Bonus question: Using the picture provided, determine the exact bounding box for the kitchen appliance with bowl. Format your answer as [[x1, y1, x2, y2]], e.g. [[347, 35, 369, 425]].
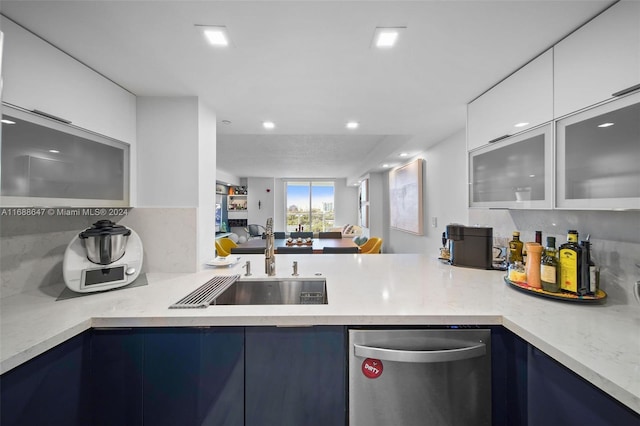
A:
[[63, 220, 143, 293]]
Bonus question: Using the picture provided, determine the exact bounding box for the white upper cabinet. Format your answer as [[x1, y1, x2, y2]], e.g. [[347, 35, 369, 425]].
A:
[[1, 17, 136, 144], [556, 91, 640, 210], [469, 124, 553, 209], [467, 49, 553, 151], [554, 1, 640, 119]]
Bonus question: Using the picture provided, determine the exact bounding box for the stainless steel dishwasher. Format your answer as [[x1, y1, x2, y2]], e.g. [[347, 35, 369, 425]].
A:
[[349, 329, 491, 426]]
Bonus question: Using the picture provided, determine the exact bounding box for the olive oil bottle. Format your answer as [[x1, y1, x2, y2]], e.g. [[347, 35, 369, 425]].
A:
[[559, 230, 586, 295], [540, 237, 559, 292], [508, 231, 524, 266]]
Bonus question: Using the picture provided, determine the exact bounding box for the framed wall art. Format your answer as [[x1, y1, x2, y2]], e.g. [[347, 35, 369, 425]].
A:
[[358, 178, 369, 228], [389, 158, 424, 235]]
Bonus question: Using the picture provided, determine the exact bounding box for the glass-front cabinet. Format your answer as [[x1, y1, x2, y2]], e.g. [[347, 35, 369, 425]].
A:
[[1, 104, 130, 207], [469, 124, 553, 209], [556, 91, 640, 210]]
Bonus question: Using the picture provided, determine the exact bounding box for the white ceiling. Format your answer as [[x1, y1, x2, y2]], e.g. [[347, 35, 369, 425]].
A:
[[0, 0, 614, 184]]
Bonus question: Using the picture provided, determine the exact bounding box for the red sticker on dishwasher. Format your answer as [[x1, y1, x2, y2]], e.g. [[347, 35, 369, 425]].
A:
[[362, 358, 383, 379]]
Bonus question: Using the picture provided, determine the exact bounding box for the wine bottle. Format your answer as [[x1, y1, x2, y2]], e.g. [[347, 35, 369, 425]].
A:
[[580, 240, 599, 294]]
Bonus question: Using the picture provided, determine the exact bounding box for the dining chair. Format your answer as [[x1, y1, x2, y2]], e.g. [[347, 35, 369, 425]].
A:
[[277, 246, 313, 254], [231, 247, 266, 254], [215, 240, 230, 257], [323, 246, 359, 253], [290, 232, 313, 239], [319, 231, 342, 239], [218, 237, 238, 255], [360, 237, 383, 254]]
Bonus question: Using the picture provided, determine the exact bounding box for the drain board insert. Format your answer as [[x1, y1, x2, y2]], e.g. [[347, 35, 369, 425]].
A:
[[169, 274, 240, 309]]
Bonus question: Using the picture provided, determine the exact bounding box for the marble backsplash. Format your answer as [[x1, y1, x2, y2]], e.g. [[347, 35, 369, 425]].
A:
[[0, 208, 198, 298], [469, 209, 640, 306]]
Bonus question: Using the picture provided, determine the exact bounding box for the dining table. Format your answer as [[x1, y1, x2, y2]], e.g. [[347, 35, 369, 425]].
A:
[[239, 237, 359, 254]]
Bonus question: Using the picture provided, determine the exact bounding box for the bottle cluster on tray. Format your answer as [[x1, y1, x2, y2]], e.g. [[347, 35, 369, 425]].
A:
[[507, 229, 599, 295]]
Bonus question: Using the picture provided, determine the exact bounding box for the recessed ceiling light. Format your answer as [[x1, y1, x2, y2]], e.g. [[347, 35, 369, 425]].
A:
[[346, 121, 359, 129], [221, 119, 231, 125], [382, 164, 390, 168], [399, 152, 408, 157], [373, 27, 405, 48], [1, 119, 15, 125], [196, 25, 230, 46], [49, 149, 60, 154], [514, 122, 529, 128], [263, 121, 275, 130], [598, 122, 615, 128]]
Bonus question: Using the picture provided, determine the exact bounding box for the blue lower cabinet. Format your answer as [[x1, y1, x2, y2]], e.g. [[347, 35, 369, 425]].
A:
[[245, 326, 346, 426], [90, 328, 144, 425], [0, 332, 91, 426], [142, 327, 245, 426], [491, 326, 528, 426], [527, 346, 640, 426]]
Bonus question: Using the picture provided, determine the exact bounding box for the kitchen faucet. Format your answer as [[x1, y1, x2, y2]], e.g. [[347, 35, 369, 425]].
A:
[[265, 218, 276, 276]]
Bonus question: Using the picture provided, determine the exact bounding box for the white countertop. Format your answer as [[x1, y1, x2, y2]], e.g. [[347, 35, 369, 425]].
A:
[[1, 254, 639, 414]]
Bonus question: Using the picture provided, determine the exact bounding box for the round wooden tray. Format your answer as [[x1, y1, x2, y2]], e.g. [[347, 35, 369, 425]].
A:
[[504, 276, 606, 303], [286, 241, 312, 246]]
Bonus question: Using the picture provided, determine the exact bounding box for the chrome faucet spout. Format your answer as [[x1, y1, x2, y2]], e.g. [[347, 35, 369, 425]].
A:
[[265, 218, 276, 276]]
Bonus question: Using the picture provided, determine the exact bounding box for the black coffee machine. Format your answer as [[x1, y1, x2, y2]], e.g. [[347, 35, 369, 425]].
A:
[[445, 224, 493, 270]]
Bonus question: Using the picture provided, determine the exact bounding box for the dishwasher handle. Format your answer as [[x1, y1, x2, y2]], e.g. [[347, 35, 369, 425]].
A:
[[354, 341, 486, 363]]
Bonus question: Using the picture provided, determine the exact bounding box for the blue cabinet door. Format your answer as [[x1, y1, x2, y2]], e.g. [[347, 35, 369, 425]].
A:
[[90, 328, 144, 425], [245, 326, 346, 426], [142, 327, 244, 426], [491, 326, 528, 426], [528, 346, 640, 426], [0, 332, 91, 426]]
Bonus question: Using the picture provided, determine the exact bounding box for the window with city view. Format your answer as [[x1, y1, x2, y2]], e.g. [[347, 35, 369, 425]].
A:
[[285, 181, 335, 233]]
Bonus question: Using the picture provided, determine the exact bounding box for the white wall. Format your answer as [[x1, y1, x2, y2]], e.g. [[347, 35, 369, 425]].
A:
[[367, 173, 385, 241], [136, 96, 217, 268], [383, 130, 468, 254], [197, 100, 217, 265], [248, 177, 276, 228], [136, 97, 199, 207], [274, 178, 286, 230], [334, 178, 358, 227]]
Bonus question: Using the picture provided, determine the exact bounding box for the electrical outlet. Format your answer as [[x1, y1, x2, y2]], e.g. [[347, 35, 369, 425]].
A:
[[431, 217, 437, 228]]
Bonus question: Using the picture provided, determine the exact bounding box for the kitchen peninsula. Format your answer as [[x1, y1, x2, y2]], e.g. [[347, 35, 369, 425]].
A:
[[1, 254, 639, 425]]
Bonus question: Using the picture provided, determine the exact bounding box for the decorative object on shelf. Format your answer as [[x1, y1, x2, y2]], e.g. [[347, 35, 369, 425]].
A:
[[389, 158, 424, 235]]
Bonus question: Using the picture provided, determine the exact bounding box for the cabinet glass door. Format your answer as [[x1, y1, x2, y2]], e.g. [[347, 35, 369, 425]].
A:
[[556, 91, 640, 210], [1, 104, 130, 207], [469, 124, 552, 209]]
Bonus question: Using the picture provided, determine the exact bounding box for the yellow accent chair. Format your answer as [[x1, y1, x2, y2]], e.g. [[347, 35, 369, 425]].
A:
[[216, 238, 238, 257], [359, 237, 382, 254]]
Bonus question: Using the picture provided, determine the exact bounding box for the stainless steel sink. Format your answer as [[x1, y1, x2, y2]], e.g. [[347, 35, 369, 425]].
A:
[[212, 278, 327, 305]]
